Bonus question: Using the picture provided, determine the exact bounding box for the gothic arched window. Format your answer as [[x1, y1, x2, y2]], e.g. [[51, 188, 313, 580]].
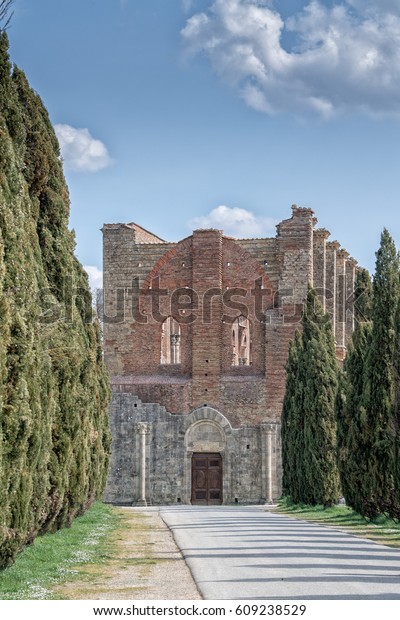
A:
[[161, 317, 181, 364], [231, 316, 251, 366]]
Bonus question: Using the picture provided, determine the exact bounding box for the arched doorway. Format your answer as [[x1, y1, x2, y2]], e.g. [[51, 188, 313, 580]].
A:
[[185, 416, 227, 505], [191, 453, 223, 505]]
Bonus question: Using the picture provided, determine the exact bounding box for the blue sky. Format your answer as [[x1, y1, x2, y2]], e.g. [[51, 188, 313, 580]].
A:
[[6, 0, 400, 287]]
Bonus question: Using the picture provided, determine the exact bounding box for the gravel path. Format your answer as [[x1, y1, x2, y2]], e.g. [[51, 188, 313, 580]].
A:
[[56, 507, 201, 600]]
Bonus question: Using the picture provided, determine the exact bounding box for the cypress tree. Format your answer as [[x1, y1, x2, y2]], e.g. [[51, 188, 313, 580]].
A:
[[361, 229, 399, 518], [393, 289, 400, 519], [301, 288, 340, 505], [281, 330, 302, 500], [336, 321, 372, 512], [0, 33, 111, 567], [354, 268, 373, 323], [282, 287, 340, 506]]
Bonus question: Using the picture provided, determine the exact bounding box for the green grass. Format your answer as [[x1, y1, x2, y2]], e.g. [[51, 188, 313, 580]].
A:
[[0, 502, 122, 600], [276, 497, 400, 548]]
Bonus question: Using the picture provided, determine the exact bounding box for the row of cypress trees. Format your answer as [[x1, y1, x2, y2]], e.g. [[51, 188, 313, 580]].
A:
[[337, 229, 400, 519], [282, 229, 400, 519], [0, 30, 111, 568]]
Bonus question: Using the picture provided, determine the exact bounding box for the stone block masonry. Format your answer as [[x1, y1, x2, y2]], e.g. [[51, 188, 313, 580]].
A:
[[103, 206, 358, 505], [104, 394, 280, 505]]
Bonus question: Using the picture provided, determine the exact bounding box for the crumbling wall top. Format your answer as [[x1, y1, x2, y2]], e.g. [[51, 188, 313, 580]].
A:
[[102, 222, 166, 244], [326, 240, 341, 251], [291, 204, 314, 218], [314, 228, 331, 240]]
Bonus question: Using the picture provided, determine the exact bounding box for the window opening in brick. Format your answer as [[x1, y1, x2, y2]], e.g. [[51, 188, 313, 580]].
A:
[[161, 316, 181, 364], [231, 316, 251, 366]]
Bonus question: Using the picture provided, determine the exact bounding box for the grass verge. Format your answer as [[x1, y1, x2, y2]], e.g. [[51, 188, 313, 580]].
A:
[[0, 502, 122, 600], [54, 508, 156, 600], [276, 497, 400, 548]]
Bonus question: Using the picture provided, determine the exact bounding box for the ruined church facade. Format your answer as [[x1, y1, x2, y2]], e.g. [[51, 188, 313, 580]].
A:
[[103, 205, 357, 506]]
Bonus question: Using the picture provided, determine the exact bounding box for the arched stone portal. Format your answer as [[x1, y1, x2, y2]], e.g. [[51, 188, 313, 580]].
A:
[[184, 408, 232, 504]]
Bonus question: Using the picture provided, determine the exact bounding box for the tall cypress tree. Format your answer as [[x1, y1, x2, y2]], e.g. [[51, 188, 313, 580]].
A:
[[0, 33, 111, 567], [391, 272, 400, 520], [301, 288, 340, 505], [361, 229, 399, 518], [336, 321, 372, 512], [282, 287, 340, 506], [281, 330, 302, 500]]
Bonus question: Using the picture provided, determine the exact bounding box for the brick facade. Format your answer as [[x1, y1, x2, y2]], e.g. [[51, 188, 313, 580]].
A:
[[103, 206, 358, 505]]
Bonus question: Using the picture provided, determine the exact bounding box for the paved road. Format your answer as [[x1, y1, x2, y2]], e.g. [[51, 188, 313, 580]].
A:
[[160, 506, 400, 600]]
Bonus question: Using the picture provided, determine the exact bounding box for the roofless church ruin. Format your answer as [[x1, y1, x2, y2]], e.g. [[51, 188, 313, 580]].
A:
[[103, 205, 357, 505]]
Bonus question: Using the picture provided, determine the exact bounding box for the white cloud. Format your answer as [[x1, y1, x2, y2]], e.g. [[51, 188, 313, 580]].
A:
[[181, 0, 400, 117], [189, 205, 277, 237], [84, 265, 103, 291], [54, 124, 113, 172]]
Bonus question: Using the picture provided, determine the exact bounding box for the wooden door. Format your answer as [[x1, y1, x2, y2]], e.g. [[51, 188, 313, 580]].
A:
[[191, 453, 222, 505]]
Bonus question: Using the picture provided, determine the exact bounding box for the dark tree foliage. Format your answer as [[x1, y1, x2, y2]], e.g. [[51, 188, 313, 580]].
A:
[[393, 288, 400, 518], [361, 229, 399, 519], [281, 330, 302, 499], [0, 33, 111, 568], [282, 287, 340, 506], [336, 322, 372, 512], [354, 268, 373, 323]]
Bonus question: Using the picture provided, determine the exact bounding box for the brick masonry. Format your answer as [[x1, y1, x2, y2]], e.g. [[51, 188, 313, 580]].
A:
[[103, 206, 358, 505]]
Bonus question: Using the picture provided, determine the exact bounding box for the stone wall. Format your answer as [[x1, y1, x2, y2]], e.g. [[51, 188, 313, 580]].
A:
[[104, 393, 280, 505]]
